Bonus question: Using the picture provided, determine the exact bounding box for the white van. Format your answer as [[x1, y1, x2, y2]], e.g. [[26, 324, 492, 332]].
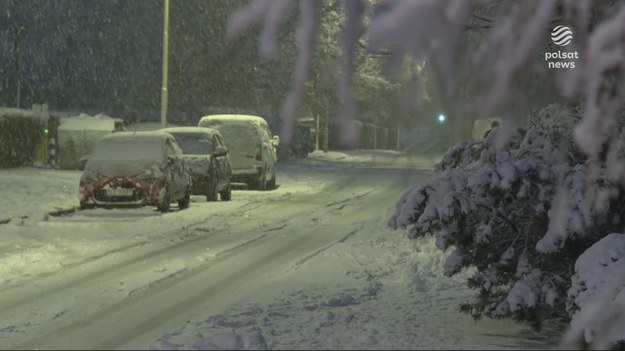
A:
[[198, 114, 279, 190]]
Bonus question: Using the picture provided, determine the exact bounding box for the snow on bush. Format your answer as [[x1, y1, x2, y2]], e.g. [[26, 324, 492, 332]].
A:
[[227, 0, 625, 345], [389, 104, 625, 331], [0, 111, 46, 168], [563, 233, 625, 350]]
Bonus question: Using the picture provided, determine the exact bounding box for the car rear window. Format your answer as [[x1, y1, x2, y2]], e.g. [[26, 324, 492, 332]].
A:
[[90, 137, 165, 162], [169, 133, 213, 155], [202, 121, 263, 151]]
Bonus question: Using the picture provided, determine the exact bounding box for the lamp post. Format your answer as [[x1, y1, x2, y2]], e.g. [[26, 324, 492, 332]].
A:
[[160, 0, 170, 128]]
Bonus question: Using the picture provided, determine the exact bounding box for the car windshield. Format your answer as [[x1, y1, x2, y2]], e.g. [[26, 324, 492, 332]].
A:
[[169, 133, 213, 155]]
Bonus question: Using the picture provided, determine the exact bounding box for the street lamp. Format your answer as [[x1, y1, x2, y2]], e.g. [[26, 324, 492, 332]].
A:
[[437, 113, 446, 123], [160, 0, 170, 128]]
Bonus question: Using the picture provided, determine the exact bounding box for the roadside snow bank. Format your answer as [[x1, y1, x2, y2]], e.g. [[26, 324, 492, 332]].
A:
[[0, 168, 81, 223], [305, 150, 439, 170]]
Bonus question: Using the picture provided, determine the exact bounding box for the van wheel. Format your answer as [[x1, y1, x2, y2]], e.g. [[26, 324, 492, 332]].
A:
[[178, 189, 190, 209], [255, 167, 268, 191], [268, 173, 276, 190], [220, 182, 232, 201]]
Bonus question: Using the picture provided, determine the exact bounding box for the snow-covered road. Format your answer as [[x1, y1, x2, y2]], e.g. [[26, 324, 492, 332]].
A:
[[0, 152, 562, 349]]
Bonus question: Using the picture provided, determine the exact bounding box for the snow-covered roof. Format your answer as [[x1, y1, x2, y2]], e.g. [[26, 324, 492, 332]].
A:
[[125, 121, 181, 131], [160, 126, 219, 136], [198, 114, 268, 127], [58, 113, 119, 131], [0, 107, 37, 117], [0, 106, 47, 120], [100, 130, 174, 142]]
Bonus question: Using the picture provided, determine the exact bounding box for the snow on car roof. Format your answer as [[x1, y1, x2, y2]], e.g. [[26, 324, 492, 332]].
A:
[[160, 126, 219, 135], [100, 130, 175, 142], [125, 121, 181, 131], [199, 114, 268, 126], [89, 131, 174, 164]]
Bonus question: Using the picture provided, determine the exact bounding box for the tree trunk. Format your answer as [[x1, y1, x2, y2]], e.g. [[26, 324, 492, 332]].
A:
[[323, 113, 329, 153]]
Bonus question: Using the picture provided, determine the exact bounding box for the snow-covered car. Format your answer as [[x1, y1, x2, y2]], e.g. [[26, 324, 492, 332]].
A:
[[78, 131, 191, 212], [197, 114, 279, 190], [265, 115, 315, 159], [160, 127, 232, 201]]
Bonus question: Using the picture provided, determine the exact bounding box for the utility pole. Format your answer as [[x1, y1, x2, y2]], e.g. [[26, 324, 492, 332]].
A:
[[373, 124, 377, 150], [12, 16, 22, 109], [160, 0, 170, 128], [323, 114, 329, 153], [315, 114, 320, 151], [396, 121, 400, 151]]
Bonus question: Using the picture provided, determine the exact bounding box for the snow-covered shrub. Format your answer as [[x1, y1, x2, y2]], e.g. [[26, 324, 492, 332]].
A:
[[563, 233, 625, 350], [389, 104, 625, 330], [0, 112, 46, 168]]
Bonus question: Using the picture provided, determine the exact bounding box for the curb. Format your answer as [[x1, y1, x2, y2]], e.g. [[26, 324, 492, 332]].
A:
[[47, 207, 79, 218], [0, 207, 78, 225]]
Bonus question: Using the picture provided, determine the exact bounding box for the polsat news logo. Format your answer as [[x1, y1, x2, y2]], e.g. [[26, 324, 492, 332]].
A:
[[545, 25, 579, 69]]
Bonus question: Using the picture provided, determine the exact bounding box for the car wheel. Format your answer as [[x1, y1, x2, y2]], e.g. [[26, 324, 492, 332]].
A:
[[178, 189, 190, 209], [206, 181, 218, 202], [268, 172, 276, 190], [158, 186, 171, 213], [80, 201, 94, 210], [256, 167, 268, 191], [220, 182, 232, 201]]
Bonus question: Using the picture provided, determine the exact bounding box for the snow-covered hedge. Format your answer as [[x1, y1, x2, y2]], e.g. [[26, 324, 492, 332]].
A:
[[389, 105, 625, 339], [0, 113, 46, 168]]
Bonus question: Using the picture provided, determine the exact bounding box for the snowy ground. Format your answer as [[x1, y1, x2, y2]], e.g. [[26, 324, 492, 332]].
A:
[[0, 150, 563, 350], [303, 150, 442, 169]]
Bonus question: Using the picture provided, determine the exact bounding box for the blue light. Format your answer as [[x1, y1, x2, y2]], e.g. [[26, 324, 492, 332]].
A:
[[437, 114, 446, 123]]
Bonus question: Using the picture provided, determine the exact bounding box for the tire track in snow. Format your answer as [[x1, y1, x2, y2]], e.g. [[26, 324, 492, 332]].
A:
[[28, 175, 406, 350], [0, 171, 356, 295], [0, 172, 370, 349]]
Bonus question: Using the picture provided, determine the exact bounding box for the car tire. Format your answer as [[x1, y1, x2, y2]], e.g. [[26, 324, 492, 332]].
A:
[[246, 177, 255, 190], [206, 181, 218, 202], [178, 189, 190, 209], [220, 182, 232, 201], [158, 186, 171, 213], [256, 167, 268, 191], [268, 172, 276, 190], [80, 201, 94, 210]]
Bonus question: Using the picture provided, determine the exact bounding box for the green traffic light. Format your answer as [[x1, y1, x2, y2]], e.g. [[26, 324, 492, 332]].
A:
[[44, 128, 49, 135]]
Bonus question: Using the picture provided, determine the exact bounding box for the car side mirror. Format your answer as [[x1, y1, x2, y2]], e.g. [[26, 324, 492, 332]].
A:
[[272, 135, 280, 146], [213, 146, 228, 157]]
